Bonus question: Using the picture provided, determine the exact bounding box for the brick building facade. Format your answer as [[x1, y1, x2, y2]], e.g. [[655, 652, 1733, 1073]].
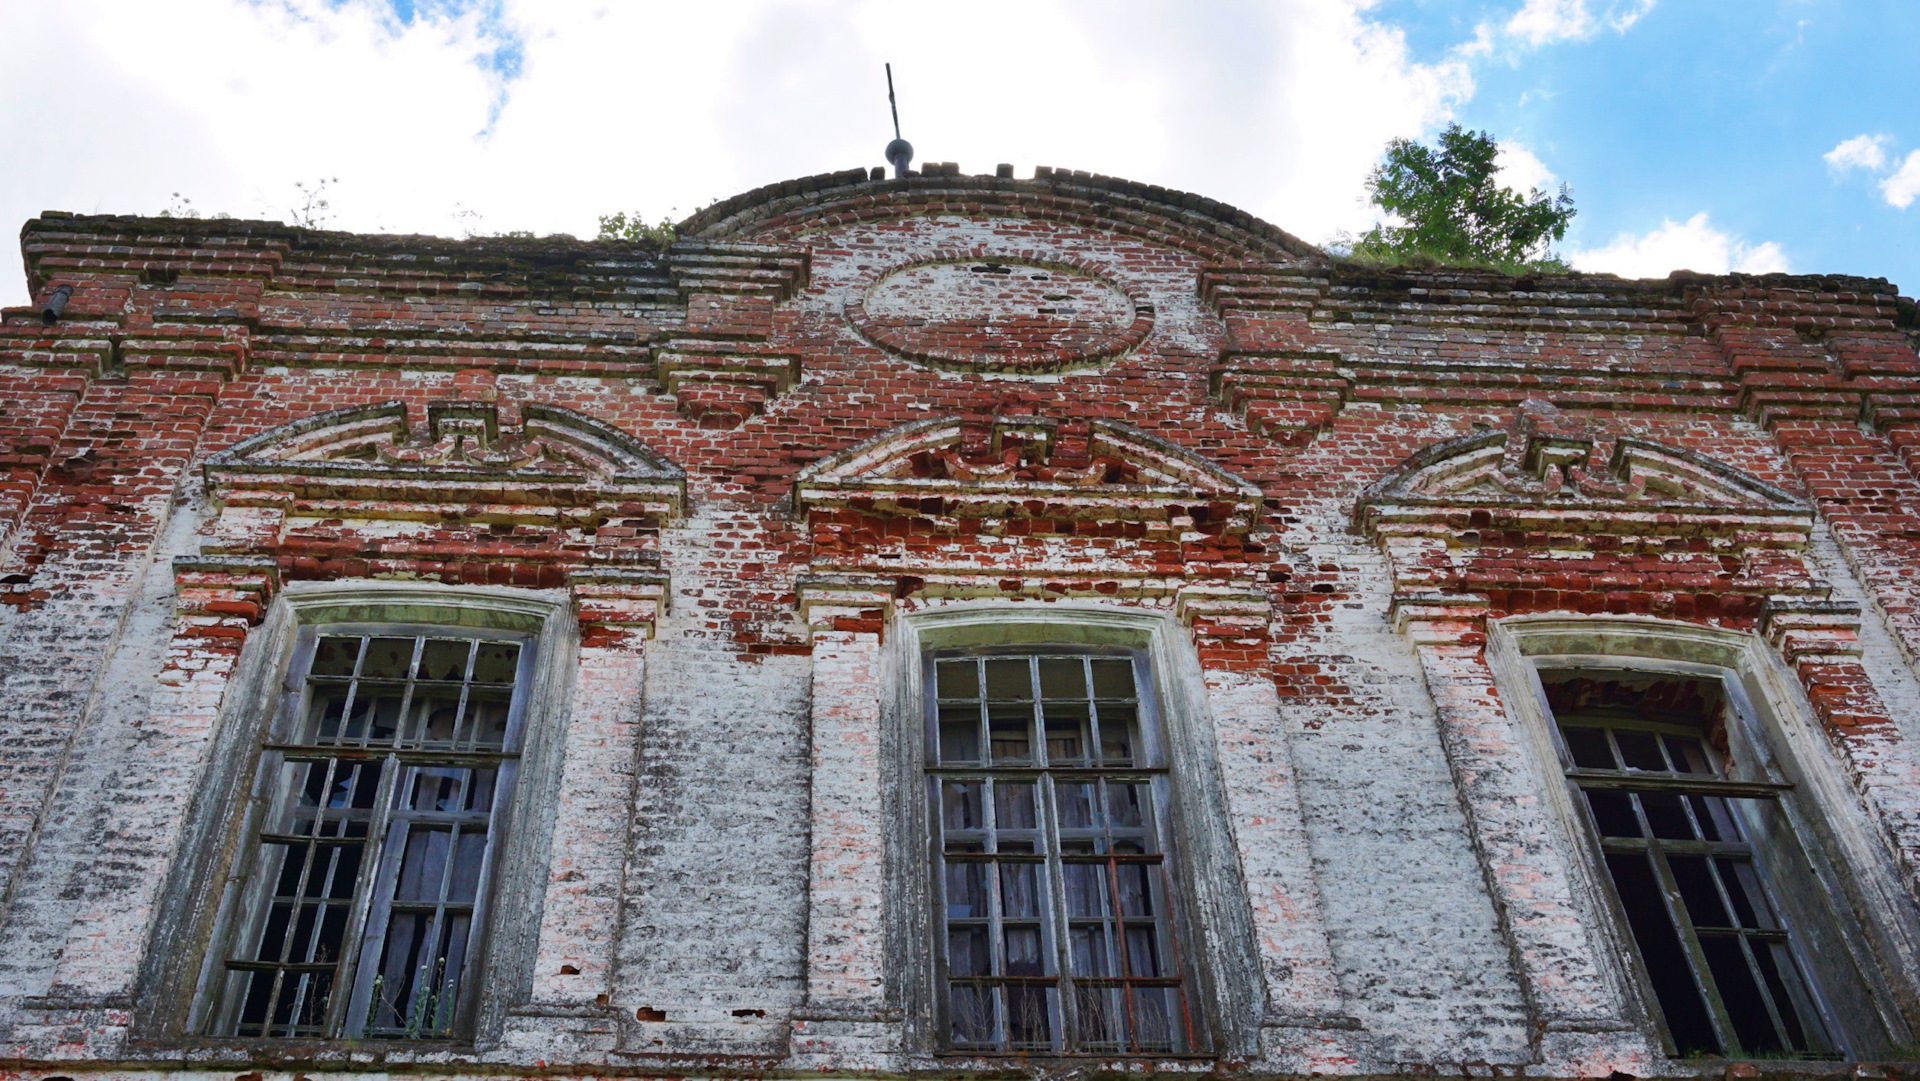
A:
[[1, 165, 1919, 1078]]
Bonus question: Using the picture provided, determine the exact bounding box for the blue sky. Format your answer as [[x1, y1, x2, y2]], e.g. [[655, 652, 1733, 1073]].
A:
[[1378, 0, 1919, 286], [1, 0, 1914, 306]]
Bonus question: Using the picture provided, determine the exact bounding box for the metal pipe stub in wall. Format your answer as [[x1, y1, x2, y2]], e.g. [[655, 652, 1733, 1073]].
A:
[[41, 284, 72, 325]]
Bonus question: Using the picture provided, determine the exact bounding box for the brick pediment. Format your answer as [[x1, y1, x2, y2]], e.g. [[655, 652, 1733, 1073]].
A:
[[1357, 430, 1809, 536], [795, 415, 1262, 532], [1355, 427, 1821, 624], [206, 400, 684, 515]]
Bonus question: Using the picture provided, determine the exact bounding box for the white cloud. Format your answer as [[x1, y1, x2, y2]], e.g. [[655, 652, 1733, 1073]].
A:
[[1506, 0, 1594, 44], [1606, 0, 1657, 32], [1495, 142, 1558, 194], [1455, 22, 1497, 58], [1825, 134, 1891, 174], [0, 0, 1474, 306], [1880, 150, 1920, 209], [1497, 0, 1654, 47], [1569, 213, 1789, 278]]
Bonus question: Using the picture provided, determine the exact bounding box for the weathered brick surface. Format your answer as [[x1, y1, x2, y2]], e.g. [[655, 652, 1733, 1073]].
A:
[[0, 170, 1918, 1078]]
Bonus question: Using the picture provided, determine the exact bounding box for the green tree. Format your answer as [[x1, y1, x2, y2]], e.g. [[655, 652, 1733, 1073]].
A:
[[596, 211, 677, 246], [1349, 123, 1575, 271]]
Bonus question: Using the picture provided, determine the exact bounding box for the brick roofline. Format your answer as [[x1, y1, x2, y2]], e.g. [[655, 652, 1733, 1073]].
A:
[[20, 211, 668, 255], [676, 165, 1326, 262], [1322, 261, 1907, 298], [15, 192, 1912, 301]]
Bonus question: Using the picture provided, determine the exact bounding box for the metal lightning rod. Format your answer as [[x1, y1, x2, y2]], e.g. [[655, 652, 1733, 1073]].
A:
[[887, 63, 902, 140], [884, 63, 913, 178]]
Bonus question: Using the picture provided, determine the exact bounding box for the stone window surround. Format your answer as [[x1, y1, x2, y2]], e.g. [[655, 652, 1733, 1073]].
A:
[[135, 581, 580, 1050], [883, 601, 1266, 1061], [1483, 614, 1920, 1059]]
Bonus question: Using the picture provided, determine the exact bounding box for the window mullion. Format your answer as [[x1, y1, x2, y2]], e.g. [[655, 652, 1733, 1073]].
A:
[[983, 774, 1006, 1049], [261, 754, 331, 1032], [928, 768, 956, 1047], [448, 767, 504, 1035], [1085, 656, 1104, 773], [411, 798, 469, 1035], [1038, 770, 1072, 1053], [1027, 656, 1066, 1054], [1717, 848, 1830, 1054], [1100, 777, 1135, 1052], [394, 636, 425, 748], [283, 759, 350, 1036], [339, 754, 408, 1037], [454, 639, 478, 750], [1645, 838, 1742, 1054], [219, 747, 292, 1035], [1732, 932, 1796, 1050]]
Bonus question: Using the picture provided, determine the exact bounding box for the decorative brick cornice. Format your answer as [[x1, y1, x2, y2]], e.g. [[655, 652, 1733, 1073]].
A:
[[194, 402, 681, 588], [171, 553, 280, 625], [569, 568, 671, 643], [654, 344, 800, 426], [1199, 265, 1328, 316], [1759, 597, 1863, 662], [665, 241, 810, 301], [1360, 412, 1827, 627], [650, 242, 810, 426], [1388, 592, 1492, 636], [1173, 581, 1272, 631], [1210, 350, 1350, 444], [1356, 429, 1810, 537], [795, 573, 898, 638]]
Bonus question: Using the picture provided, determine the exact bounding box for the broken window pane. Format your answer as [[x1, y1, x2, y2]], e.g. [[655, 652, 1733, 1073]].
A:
[[937, 659, 980, 700], [213, 628, 527, 1041], [1544, 673, 1834, 1058]]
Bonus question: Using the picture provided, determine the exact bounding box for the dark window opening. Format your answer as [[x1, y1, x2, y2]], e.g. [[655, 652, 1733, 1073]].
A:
[[208, 628, 528, 1040], [1543, 673, 1836, 1059], [927, 651, 1197, 1055]]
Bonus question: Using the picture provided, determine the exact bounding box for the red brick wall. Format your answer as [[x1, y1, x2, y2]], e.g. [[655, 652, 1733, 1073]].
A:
[[0, 170, 1916, 1074]]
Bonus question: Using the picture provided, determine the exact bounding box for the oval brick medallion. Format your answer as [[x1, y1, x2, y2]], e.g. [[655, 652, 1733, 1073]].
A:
[[847, 256, 1153, 374]]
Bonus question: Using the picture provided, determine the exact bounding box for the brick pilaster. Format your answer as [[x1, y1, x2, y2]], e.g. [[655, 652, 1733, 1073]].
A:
[[31, 556, 277, 1013], [502, 571, 667, 1054], [1394, 598, 1654, 1068], [788, 574, 902, 1067]]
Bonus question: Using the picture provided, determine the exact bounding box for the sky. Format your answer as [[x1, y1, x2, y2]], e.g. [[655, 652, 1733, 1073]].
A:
[[1, 0, 1915, 308]]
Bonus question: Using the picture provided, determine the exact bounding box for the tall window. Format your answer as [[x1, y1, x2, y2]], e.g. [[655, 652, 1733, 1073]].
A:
[[206, 626, 530, 1040], [926, 649, 1195, 1055], [1544, 673, 1837, 1057]]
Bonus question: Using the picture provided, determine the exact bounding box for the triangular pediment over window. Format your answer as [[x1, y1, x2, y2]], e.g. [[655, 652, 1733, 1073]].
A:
[[795, 415, 1263, 533], [206, 400, 684, 515], [1356, 431, 1809, 535]]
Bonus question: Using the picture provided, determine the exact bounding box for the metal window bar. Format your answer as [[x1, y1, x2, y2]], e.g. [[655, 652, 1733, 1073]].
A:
[[928, 652, 1194, 1055], [213, 629, 527, 1040], [1555, 711, 1836, 1058]]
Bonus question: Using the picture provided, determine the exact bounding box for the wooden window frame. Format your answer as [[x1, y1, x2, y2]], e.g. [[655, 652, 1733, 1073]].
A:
[[1484, 615, 1920, 1061], [922, 645, 1205, 1057], [146, 583, 576, 1050], [203, 623, 536, 1041], [1544, 683, 1836, 1057]]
